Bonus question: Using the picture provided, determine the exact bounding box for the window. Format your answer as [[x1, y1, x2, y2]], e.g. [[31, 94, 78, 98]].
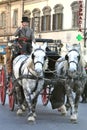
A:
[[32, 8, 40, 33], [13, 9, 18, 27], [71, 1, 79, 28], [0, 12, 6, 27], [41, 6, 51, 31], [53, 4, 63, 30]]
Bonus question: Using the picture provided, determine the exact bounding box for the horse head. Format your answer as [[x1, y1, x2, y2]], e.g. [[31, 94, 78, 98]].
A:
[[65, 43, 81, 77], [30, 42, 47, 76]]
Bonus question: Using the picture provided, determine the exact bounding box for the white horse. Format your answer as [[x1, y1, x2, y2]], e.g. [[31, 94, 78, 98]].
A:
[[55, 43, 86, 122], [13, 42, 47, 122]]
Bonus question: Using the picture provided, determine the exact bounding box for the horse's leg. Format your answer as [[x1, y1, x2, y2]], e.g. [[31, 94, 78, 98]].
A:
[[20, 86, 27, 111], [74, 82, 84, 114], [81, 83, 87, 103], [27, 80, 43, 121], [65, 83, 77, 122], [85, 84, 87, 102], [32, 97, 37, 118], [22, 87, 36, 122], [31, 80, 44, 101], [65, 96, 70, 110], [15, 85, 24, 115]]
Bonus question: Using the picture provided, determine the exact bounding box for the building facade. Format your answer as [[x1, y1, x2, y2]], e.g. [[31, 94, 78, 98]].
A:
[[0, 0, 87, 54]]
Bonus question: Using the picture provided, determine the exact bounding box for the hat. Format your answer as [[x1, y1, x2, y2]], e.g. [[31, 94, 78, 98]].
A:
[[21, 16, 29, 23]]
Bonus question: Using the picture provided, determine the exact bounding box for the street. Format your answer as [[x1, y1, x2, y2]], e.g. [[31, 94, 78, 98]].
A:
[[0, 95, 87, 130]]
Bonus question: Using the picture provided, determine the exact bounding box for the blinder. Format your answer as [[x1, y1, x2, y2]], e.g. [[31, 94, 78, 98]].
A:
[[78, 55, 80, 61], [44, 56, 47, 60], [65, 49, 80, 71], [31, 53, 47, 61], [32, 53, 35, 60], [31, 49, 46, 67], [65, 55, 68, 60]]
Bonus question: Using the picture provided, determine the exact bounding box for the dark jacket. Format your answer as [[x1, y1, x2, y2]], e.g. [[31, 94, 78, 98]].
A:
[[14, 26, 35, 43], [14, 26, 35, 54]]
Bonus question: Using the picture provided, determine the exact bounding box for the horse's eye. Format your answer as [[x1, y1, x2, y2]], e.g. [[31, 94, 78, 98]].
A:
[[32, 53, 35, 60], [65, 55, 68, 60]]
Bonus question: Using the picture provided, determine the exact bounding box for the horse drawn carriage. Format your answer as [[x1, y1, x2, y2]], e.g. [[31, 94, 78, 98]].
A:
[[0, 38, 86, 123], [0, 38, 63, 120]]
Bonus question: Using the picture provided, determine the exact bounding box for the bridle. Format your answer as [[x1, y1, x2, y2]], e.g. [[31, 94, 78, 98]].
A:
[[66, 49, 80, 70], [32, 47, 46, 67]]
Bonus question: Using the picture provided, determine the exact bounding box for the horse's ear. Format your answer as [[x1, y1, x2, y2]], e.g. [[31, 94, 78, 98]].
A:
[[42, 42, 47, 50], [65, 55, 68, 60], [66, 44, 73, 51], [32, 42, 39, 50], [78, 43, 81, 50], [66, 43, 70, 51], [32, 42, 36, 50]]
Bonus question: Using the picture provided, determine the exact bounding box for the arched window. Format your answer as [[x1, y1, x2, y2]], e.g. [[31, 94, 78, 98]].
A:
[[53, 4, 63, 30], [32, 8, 40, 32], [71, 1, 79, 28], [41, 6, 51, 31], [24, 10, 31, 27], [0, 12, 6, 27]]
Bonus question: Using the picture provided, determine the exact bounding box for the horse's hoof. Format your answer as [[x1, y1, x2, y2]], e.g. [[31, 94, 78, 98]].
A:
[[27, 116, 35, 122], [58, 105, 67, 115], [33, 112, 37, 118], [70, 114, 77, 123], [16, 109, 23, 115], [65, 103, 70, 111], [21, 104, 26, 111]]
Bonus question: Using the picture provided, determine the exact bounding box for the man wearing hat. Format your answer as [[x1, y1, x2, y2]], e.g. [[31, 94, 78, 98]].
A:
[[6, 16, 35, 77], [14, 16, 35, 41], [14, 16, 35, 54]]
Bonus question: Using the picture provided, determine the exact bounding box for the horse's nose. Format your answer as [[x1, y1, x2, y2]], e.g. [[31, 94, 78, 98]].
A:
[[35, 68, 42, 74], [69, 68, 76, 73], [35, 63, 43, 74], [69, 63, 77, 73]]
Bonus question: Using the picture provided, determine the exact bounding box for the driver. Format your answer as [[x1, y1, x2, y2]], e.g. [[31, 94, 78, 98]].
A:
[[6, 16, 35, 77]]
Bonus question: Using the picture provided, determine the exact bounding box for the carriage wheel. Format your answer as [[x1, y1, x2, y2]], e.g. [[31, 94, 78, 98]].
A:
[[8, 78, 14, 111], [0, 66, 6, 105], [41, 86, 49, 106]]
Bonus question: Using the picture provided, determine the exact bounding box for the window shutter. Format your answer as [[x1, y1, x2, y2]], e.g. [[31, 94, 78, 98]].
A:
[[28, 18, 31, 27], [52, 14, 56, 30], [38, 17, 40, 32], [31, 18, 34, 31], [41, 16, 44, 31], [58, 13, 63, 29], [48, 15, 51, 31]]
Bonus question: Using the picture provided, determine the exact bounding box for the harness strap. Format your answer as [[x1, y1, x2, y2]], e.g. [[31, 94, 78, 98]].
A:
[[19, 58, 28, 76], [68, 49, 80, 55]]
